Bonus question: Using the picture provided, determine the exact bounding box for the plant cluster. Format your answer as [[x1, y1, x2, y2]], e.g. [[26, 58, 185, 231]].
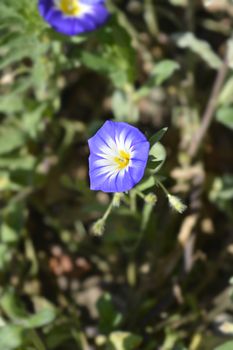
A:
[[0, 1, 233, 350]]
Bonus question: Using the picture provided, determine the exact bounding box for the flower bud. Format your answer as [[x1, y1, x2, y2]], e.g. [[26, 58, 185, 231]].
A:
[[144, 193, 157, 205], [167, 194, 187, 214], [91, 219, 105, 236]]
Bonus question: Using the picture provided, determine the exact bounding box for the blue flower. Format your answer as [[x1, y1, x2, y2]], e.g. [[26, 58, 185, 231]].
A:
[[38, 0, 109, 36], [88, 121, 150, 193]]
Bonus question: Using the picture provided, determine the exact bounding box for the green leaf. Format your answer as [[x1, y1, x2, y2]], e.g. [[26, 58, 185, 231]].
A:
[[0, 172, 19, 191], [135, 61, 179, 99], [21, 105, 46, 139], [0, 2, 24, 23], [151, 60, 180, 85], [210, 175, 233, 201], [215, 341, 233, 350], [107, 331, 142, 350], [0, 289, 27, 320], [112, 90, 139, 122], [3, 201, 26, 238], [0, 126, 26, 155], [23, 308, 56, 329], [227, 38, 233, 69], [0, 89, 26, 114], [216, 107, 233, 130], [0, 290, 56, 329], [97, 293, 123, 334], [46, 323, 75, 349], [176, 32, 222, 69], [149, 127, 168, 147], [81, 51, 126, 88], [1, 224, 18, 243], [81, 19, 136, 88], [218, 77, 233, 106], [169, 0, 187, 5], [209, 175, 233, 220], [0, 244, 13, 271], [0, 324, 24, 350], [148, 142, 167, 173], [0, 155, 36, 171], [0, 35, 44, 70]]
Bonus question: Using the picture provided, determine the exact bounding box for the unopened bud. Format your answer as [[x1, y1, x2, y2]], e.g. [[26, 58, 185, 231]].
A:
[[144, 193, 157, 205], [91, 219, 105, 236], [167, 194, 187, 214]]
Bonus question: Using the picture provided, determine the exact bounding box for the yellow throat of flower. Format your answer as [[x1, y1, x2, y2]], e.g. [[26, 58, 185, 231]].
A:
[[114, 150, 130, 170], [60, 0, 80, 16]]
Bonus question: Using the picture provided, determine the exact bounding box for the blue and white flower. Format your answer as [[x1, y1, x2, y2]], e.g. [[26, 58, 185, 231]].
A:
[[38, 0, 109, 36], [88, 121, 150, 193]]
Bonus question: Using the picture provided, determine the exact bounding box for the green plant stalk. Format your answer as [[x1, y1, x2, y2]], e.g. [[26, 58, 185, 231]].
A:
[[29, 330, 46, 350], [102, 194, 117, 222], [144, 0, 160, 37], [156, 179, 169, 196], [129, 190, 137, 214]]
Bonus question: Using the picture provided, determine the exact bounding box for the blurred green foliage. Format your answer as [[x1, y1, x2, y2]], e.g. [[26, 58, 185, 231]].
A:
[[0, 0, 233, 349]]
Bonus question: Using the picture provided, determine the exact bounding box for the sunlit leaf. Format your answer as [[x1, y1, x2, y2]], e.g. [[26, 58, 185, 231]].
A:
[[135, 61, 179, 99], [0, 325, 24, 350], [23, 308, 56, 329], [215, 341, 233, 350], [148, 142, 167, 173], [216, 107, 233, 130], [152, 60, 180, 85], [108, 331, 142, 350], [0, 126, 26, 155], [218, 77, 233, 106], [176, 32, 222, 69]]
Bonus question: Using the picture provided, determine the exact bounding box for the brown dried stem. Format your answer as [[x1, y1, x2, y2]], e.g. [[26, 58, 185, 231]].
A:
[[188, 53, 229, 158]]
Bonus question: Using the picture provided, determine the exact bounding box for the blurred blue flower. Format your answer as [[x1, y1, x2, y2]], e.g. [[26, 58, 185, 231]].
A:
[[38, 0, 109, 36], [88, 121, 149, 193]]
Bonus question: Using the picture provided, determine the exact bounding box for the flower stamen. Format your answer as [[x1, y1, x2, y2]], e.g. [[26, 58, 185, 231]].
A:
[[59, 0, 80, 16], [114, 150, 130, 170]]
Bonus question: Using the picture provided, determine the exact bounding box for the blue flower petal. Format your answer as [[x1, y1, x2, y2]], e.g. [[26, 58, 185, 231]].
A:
[[90, 168, 135, 193], [38, 0, 110, 36], [81, 0, 106, 4], [88, 123, 116, 156], [92, 120, 116, 144], [129, 160, 148, 184], [114, 122, 148, 144], [115, 169, 134, 192], [90, 166, 119, 193], [131, 141, 150, 161]]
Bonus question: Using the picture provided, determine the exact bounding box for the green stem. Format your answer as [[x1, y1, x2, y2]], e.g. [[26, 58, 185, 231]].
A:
[[156, 179, 169, 196], [129, 190, 137, 214], [144, 0, 160, 37], [102, 194, 116, 222], [29, 330, 46, 350], [134, 189, 145, 200]]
